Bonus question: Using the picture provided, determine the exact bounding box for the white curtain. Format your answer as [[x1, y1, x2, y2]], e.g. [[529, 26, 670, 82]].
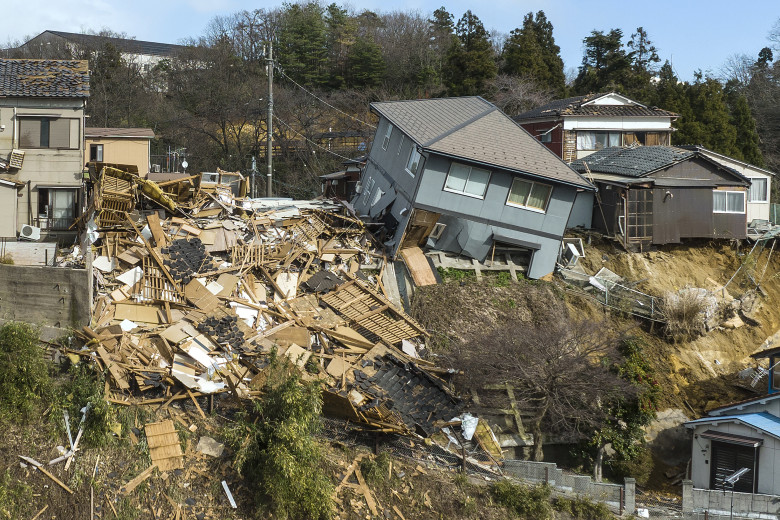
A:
[[577, 132, 595, 150]]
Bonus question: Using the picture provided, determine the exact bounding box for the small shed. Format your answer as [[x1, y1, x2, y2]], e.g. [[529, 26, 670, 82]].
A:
[[571, 146, 750, 248]]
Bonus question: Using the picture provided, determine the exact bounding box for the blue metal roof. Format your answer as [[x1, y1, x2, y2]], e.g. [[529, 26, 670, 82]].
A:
[[684, 412, 780, 440]]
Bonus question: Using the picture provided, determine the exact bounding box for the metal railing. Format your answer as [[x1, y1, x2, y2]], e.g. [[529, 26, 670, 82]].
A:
[[34, 217, 75, 231]]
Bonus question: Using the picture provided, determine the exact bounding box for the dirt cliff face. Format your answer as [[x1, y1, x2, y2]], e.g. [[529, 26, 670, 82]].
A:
[[415, 236, 780, 415]]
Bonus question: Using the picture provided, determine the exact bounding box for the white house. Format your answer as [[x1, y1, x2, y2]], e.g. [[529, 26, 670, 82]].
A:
[[685, 346, 780, 495]]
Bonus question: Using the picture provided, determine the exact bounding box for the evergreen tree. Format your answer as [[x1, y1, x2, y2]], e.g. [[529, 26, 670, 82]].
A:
[[573, 29, 631, 94], [729, 92, 765, 166], [673, 72, 738, 156], [444, 10, 497, 96], [501, 11, 565, 95], [324, 3, 356, 89], [346, 35, 385, 88], [421, 6, 456, 93], [277, 2, 329, 88], [625, 27, 660, 99]]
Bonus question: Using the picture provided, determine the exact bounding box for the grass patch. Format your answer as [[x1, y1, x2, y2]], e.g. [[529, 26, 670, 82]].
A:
[[0, 467, 34, 518], [491, 480, 553, 520], [553, 496, 615, 520], [57, 363, 119, 448], [0, 322, 52, 424], [437, 267, 476, 283], [359, 452, 392, 489]]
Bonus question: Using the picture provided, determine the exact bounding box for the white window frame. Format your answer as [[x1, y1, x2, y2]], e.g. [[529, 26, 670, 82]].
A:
[[713, 190, 746, 214], [506, 178, 553, 213], [397, 134, 405, 155], [382, 123, 393, 150], [429, 222, 446, 240], [748, 177, 769, 203], [443, 162, 491, 199], [18, 116, 80, 150], [576, 130, 622, 151], [362, 176, 375, 205], [406, 148, 421, 177]]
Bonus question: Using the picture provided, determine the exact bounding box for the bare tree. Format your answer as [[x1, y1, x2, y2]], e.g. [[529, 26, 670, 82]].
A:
[[447, 307, 635, 462], [484, 74, 552, 116]]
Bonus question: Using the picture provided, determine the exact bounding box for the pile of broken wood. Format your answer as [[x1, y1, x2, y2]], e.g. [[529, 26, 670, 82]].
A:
[[68, 165, 503, 467]]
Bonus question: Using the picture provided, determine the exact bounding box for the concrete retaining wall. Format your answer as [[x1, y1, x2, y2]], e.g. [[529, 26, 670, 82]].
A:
[[683, 480, 780, 518], [0, 264, 90, 329], [503, 459, 634, 514]]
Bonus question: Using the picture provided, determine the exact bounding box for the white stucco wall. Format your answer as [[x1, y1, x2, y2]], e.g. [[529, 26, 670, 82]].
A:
[[690, 422, 780, 495]]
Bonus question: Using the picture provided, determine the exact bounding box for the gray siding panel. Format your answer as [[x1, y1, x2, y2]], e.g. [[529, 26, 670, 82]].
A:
[[651, 159, 747, 187], [652, 187, 746, 243], [567, 191, 594, 229]]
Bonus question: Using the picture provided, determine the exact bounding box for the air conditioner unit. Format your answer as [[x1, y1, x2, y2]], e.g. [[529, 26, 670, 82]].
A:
[[151, 164, 161, 173], [355, 181, 362, 194], [19, 224, 41, 241]]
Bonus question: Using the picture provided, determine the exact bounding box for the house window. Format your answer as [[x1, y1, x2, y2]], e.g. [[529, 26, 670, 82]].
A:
[[361, 176, 375, 205], [507, 178, 552, 212], [19, 117, 79, 149], [577, 131, 621, 151], [37, 188, 77, 230], [713, 190, 746, 214], [540, 131, 552, 143], [382, 123, 393, 150], [443, 162, 490, 198], [749, 178, 769, 203], [90, 144, 104, 162], [397, 135, 405, 155], [406, 148, 421, 177]]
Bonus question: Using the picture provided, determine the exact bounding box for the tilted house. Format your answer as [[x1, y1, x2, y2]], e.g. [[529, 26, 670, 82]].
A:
[[685, 346, 780, 495], [569, 146, 750, 248], [0, 58, 89, 238], [352, 97, 594, 279], [514, 92, 678, 163]]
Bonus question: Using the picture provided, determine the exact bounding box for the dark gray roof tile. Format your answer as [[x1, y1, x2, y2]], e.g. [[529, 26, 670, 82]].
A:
[[372, 97, 593, 189], [0, 58, 89, 97]]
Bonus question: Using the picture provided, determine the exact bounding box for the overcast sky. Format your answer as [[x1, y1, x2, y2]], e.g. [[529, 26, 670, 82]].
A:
[[4, 0, 778, 82]]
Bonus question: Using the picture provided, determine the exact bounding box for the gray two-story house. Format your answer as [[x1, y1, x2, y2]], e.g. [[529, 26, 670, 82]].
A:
[[352, 97, 594, 279]]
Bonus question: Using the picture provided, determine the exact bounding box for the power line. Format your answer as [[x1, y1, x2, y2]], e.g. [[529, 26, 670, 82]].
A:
[[273, 115, 358, 162], [274, 66, 377, 129]]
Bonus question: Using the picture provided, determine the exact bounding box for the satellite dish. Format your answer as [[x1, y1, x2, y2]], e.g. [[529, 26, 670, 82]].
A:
[[182, 160, 188, 171]]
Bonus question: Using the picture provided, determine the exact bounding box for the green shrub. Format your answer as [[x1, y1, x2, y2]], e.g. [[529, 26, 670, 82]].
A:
[[0, 467, 33, 518], [360, 452, 392, 487], [233, 355, 333, 519], [437, 267, 476, 283], [0, 322, 52, 423], [59, 363, 118, 448], [609, 445, 654, 487], [553, 496, 615, 520], [491, 480, 553, 520]]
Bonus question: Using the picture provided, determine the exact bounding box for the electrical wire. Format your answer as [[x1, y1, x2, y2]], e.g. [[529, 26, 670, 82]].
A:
[[274, 65, 377, 129], [273, 115, 358, 162]]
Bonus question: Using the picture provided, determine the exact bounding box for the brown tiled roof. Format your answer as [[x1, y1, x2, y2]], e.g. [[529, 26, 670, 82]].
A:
[[86, 127, 155, 139], [371, 97, 593, 189], [515, 92, 677, 120], [0, 58, 89, 97]]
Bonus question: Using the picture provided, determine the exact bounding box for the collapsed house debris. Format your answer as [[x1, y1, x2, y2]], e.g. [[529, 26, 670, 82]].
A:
[[64, 164, 503, 469]]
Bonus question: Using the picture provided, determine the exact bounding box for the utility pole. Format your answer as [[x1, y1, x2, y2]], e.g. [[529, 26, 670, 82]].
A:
[[266, 41, 274, 197]]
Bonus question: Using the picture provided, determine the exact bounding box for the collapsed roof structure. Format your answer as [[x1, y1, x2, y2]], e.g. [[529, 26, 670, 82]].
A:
[[66, 163, 502, 468]]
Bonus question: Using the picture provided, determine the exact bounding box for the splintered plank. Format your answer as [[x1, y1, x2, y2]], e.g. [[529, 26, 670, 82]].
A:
[[400, 247, 438, 287], [145, 420, 184, 471], [96, 346, 130, 390], [121, 464, 157, 494]]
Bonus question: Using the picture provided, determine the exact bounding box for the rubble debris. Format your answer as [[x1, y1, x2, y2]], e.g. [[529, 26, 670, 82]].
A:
[[59, 164, 504, 471]]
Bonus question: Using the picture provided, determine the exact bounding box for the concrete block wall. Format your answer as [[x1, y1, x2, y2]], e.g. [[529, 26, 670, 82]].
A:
[[503, 459, 633, 514], [0, 264, 90, 329], [683, 480, 780, 517]]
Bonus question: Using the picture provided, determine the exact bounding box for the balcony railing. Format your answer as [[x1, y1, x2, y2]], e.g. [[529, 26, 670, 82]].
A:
[[34, 217, 75, 231]]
